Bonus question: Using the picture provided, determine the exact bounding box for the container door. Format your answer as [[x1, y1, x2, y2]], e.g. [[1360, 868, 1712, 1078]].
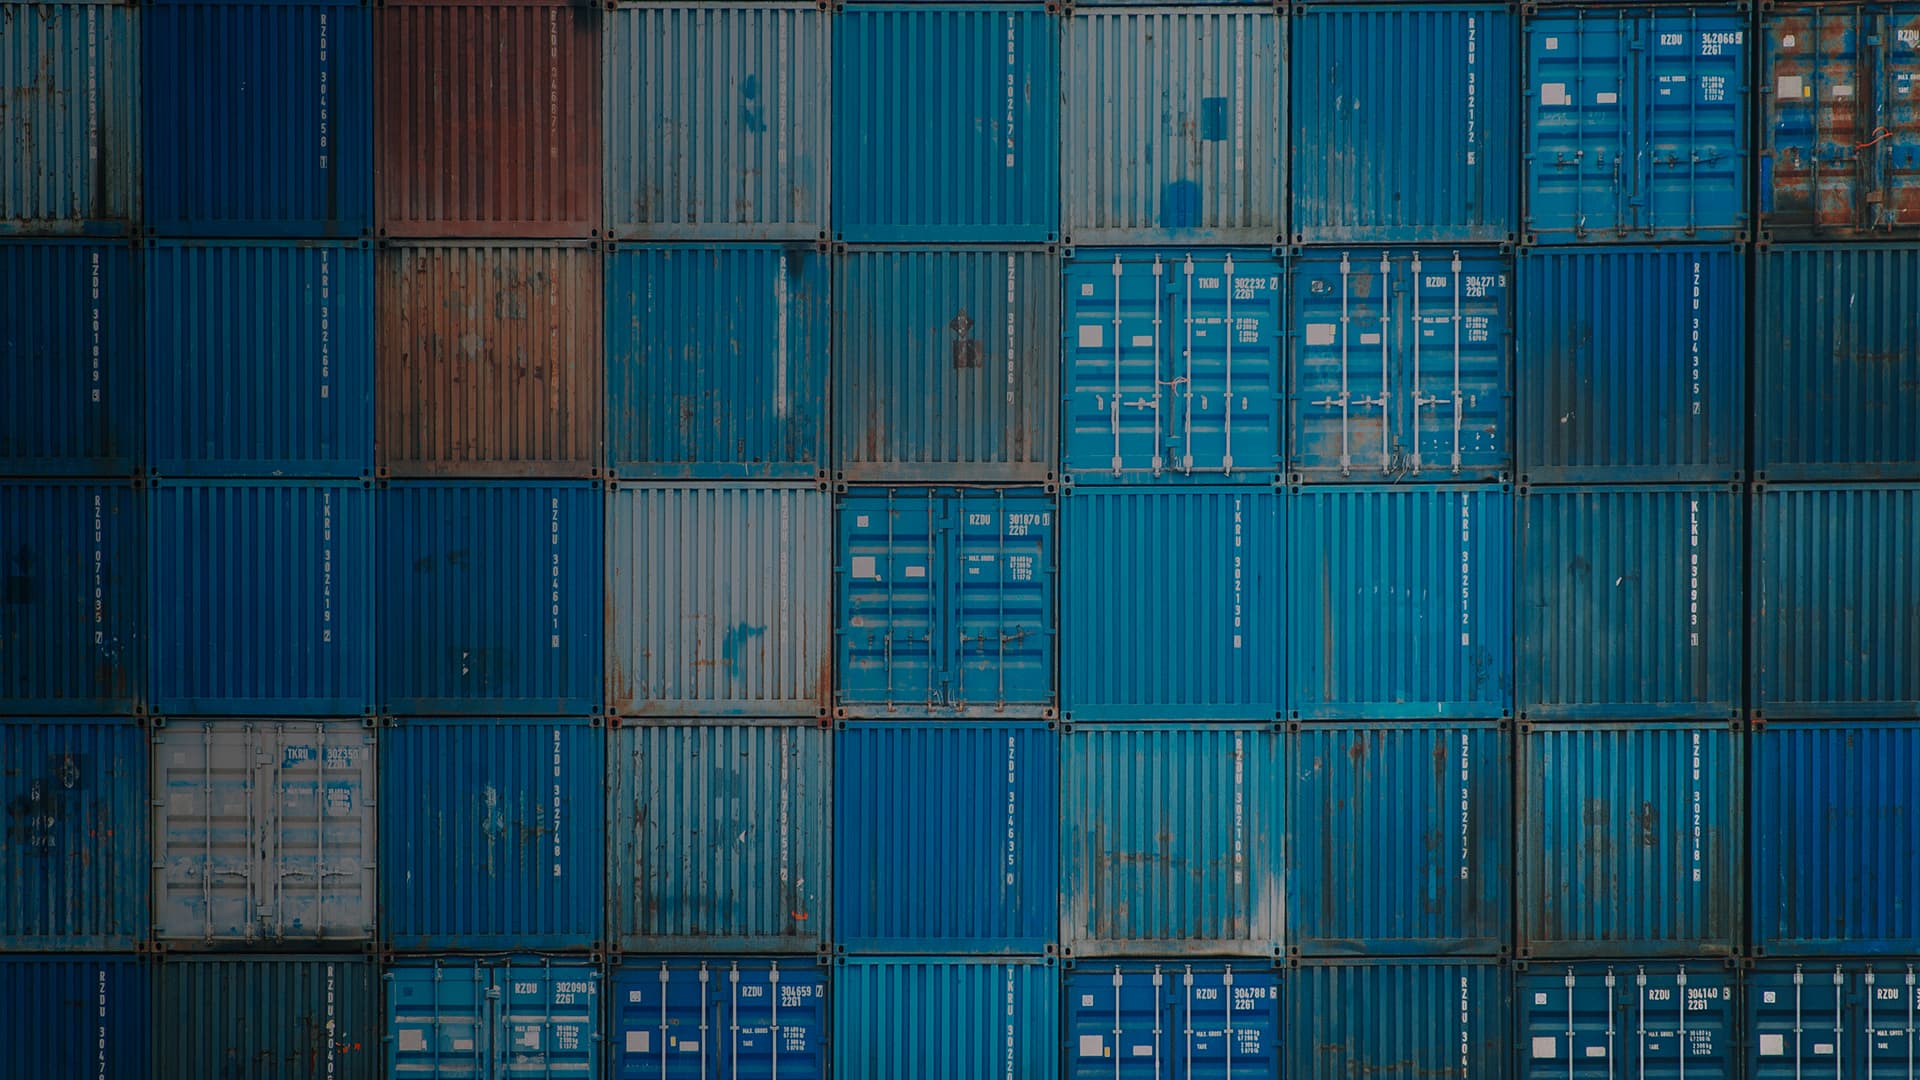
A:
[[1065, 967, 1167, 1080], [389, 963, 493, 1080], [153, 725, 259, 942], [1064, 255, 1178, 479], [839, 493, 940, 709], [1293, 252, 1395, 477], [947, 489, 1053, 711], [497, 961, 598, 1080], [1403, 252, 1508, 478], [610, 963, 714, 1080], [266, 724, 374, 941], [1518, 968, 1619, 1078], [1528, 12, 1636, 239], [1181, 966, 1280, 1080], [1644, 12, 1747, 238], [1882, 10, 1920, 228], [1860, 966, 1919, 1075], [1747, 966, 1847, 1078], [1628, 967, 1734, 1079], [725, 961, 827, 1080]]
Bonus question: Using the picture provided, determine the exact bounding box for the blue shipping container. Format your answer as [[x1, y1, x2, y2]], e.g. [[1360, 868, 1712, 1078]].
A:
[[379, 481, 603, 715], [1289, 722, 1510, 956], [610, 959, 828, 1080], [606, 245, 829, 479], [1293, 6, 1518, 243], [1060, 487, 1282, 720], [837, 487, 1055, 717], [836, 722, 1057, 952], [146, 241, 375, 477], [0, 720, 146, 950], [1517, 962, 1738, 1079], [833, 7, 1058, 241], [1289, 959, 1511, 1078], [1063, 962, 1282, 1080], [0, 480, 143, 714], [1747, 962, 1920, 1077], [151, 480, 373, 716], [0, 3, 139, 234], [387, 958, 599, 1080], [1290, 247, 1511, 481], [158, 956, 378, 1080], [381, 718, 603, 951], [1290, 485, 1513, 718], [834, 957, 1059, 1080], [1525, 7, 1749, 243], [0, 955, 149, 1079], [143, 3, 372, 236], [0, 239, 138, 474], [1751, 723, 1920, 956], [1061, 249, 1284, 482]]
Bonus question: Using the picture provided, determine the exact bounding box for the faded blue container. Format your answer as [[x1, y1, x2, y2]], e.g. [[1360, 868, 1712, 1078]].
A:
[[610, 958, 827, 1080], [1062, 10, 1285, 243], [1061, 726, 1284, 958], [158, 956, 378, 1080], [1747, 961, 1920, 1076], [1517, 485, 1743, 719], [151, 480, 372, 716], [0, 720, 146, 950], [0, 239, 139, 473], [1290, 485, 1512, 718], [1517, 962, 1738, 1079], [1525, 7, 1750, 243], [837, 487, 1055, 718], [834, 957, 1059, 1080], [1290, 247, 1512, 481], [146, 241, 374, 477], [605, 245, 829, 479], [1293, 6, 1518, 243], [1755, 245, 1920, 481], [143, 3, 372, 236], [1751, 723, 1920, 956], [0, 955, 149, 1078], [1517, 245, 1745, 482], [835, 722, 1057, 952], [1753, 484, 1920, 718], [1518, 723, 1741, 958], [1061, 249, 1285, 483], [833, 7, 1058, 241], [1289, 959, 1511, 1078], [1289, 722, 1510, 956], [387, 957, 599, 1080], [1060, 487, 1282, 720], [378, 481, 603, 715], [0, 3, 139, 234], [0, 480, 143, 714], [1063, 962, 1282, 1079], [382, 718, 603, 950]]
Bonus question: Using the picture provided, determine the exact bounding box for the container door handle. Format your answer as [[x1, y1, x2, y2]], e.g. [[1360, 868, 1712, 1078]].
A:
[[1675, 967, 1687, 1080], [1409, 252, 1431, 474], [1222, 254, 1235, 475], [1450, 252, 1465, 472], [1110, 256, 1124, 475], [1152, 258, 1166, 475], [1180, 254, 1195, 474]]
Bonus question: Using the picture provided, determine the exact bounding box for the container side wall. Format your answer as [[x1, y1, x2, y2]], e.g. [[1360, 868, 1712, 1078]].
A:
[[0, 240, 139, 473], [157, 957, 378, 1080], [833, 958, 1059, 1080], [0, 956, 149, 1078], [0, 5, 139, 233], [1288, 960, 1511, 1078], [0, 481, 144, 714], [0, 721, 146, 949]]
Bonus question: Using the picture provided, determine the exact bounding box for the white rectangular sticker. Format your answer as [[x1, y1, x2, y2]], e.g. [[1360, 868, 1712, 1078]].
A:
[[627, 1031, 651, 1053], [1540, 83, 1569, 107], [1544, 35, 1560, 50], [1815, 1042, 1835, 1055], [1078, 1035, 1104, 1057], [1777, 75, 1805, 98], [1360, 332, 1382, 346], [903, 565, 926, 579], [678, 1040, 703, 1053], [399, 1029, 427, 1053], [1584, 1047, 1608, 1058], [1078, 324, 1104, 348], [1759, 1034, 1784, 1056], [1530, 1037, 1558, 1059], [851, 555, 877, 580], [1130, 335, 1155, 348], [1306, 323, 1337, 346], [1832, 84, 1854, 99], [1596, 91, 1619, 105]]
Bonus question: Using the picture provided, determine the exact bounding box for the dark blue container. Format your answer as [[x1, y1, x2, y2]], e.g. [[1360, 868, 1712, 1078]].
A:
[[0, 480, 144, 715], [1747, 962, 1920, 1076], [1289, 959, 1511, 1078], [0, 240, 139, 474], [143, 2, 373, 237], [1063, 962, 1282, 1079], [1517, 962, 1738, 1079], [0, 720, 146, 950], [610, 959, 828, 1080], [387, 957, 598, 1080], [158, 956, 378, 1080], [0, 955, 149, 1079]]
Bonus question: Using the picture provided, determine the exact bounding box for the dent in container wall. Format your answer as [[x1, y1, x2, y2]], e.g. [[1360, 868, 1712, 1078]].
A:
[[0, 721, 146, 951], [0, 240, 137, 475], [387, 957, 598, 1080], [1063, 963, 1283, 1079], [0, 3, 139, 234], [1746, 961, 1920, 1075], [157, 956, 378, 1080], [0, 956, 149, 1079], [610, 959, 828, 1080], [1516, 962, 1737, 1079], [0, 481, 143, 715], [1288, 959, 1511, 1079], [834, 957, 1059, 1080]]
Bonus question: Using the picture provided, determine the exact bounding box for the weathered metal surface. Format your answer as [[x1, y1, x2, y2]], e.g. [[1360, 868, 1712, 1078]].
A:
[[0, 719, 146, 950], [0, 480, 144, 714], [157, 956, 378, 1080], [1288, 959, 1511, 1078], [0, 3, 139, 234], [0, 239, 139, 474]]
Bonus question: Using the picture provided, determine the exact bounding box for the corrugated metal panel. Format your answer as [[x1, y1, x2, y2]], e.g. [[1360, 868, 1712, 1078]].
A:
[[606, 245, 829, 479], [836, 487, 1055, 718], [146, 241, 375, 477], [1062, 9, 1284, 242], [1746, 961, 1920, 1075], [1518, 962, 1738, 1079], [1061, 249, 1284, 482], [1516, 245, 1745, 482], [1754, 245, 1920, 481], [1761, 5, 1920, 237], [381, 718, 603, 950], [1288, 960, 1511, 1078], [0, 480, 143, 714], [0, 956, 148, 1078], [1753, 484, 1919, 718], [1289, 722, 1510, 956], [1293, 6, 1517, 243], [835, 247, 1059, 482], [376, 242, 602, 478], [158, 956, 378, 1080], [378, 481, 602, 715], [0, 239, 138, 474], [151, 480, 373, 716], [376, 5, 601, 238], [0, 4, 138, 234], [607, 483, 829, 717], [835, 722, 1057, 951], [151, 720, 375, 945], [1518, 723, 1741, 957], [1290, 247, 1511, 481], [143, 3, 371, 237], [1060, 726, 1283, 957], [1525, 8, 1750, 243], [1290, 486, 1513, 718], [1060, 488, 1282, 720], [834, 957, 1058, 1080], [833, 7, 1058, 242], [606, 6, 828, 241], [1751, 723, 1920, 955], [387, 958, 599, 1080], [608, 723, 828, 952], [1517, 485, 1743, 719], [0, 720, 145, 949], [1062, 963, 1282, 1079], [610, 959, 827, 1080]]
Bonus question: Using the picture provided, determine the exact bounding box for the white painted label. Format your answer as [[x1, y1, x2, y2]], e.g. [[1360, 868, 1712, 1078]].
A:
[[1078, 324, 1104, 348], [1832, 84, 1854, 99], [1078, 1035, 1104, 1056], [1759, 1034, 1785, 1055], [1306, 323, 1337, 346], [1534, 993, 1548, 1005], [1131, 1046, 1153, 1057], [903, 565, 926, 579], [451, 1037, 473, 1052], [1130, 335, 1155, 348], [1781, 33, 1796, 48], [399, 1029, 427, 1052], [851, 555, 877, 580], [679, 1040, 703, 1053], [1778, 76, 1805, 98], [1079, 282, 1095, 296], [627, 1031, 650, 1053], [1360, 332, 1382, 346], [1815, 1042, 1835, 1055], [1531, 1037, 1558, 1058], [1585, 1047, 1608, 1058], [856, 514, 870, 528], [1544, 35, 1559, 50], [1540, 83, 1569, 107], [1596, 91, 1619, 105]]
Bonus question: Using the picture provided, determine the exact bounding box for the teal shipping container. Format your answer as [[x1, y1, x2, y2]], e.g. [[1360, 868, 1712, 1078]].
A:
[[387, 957, 599, 1080], [834, 957, 1059, 1080], [0, 3, 140, 233]]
